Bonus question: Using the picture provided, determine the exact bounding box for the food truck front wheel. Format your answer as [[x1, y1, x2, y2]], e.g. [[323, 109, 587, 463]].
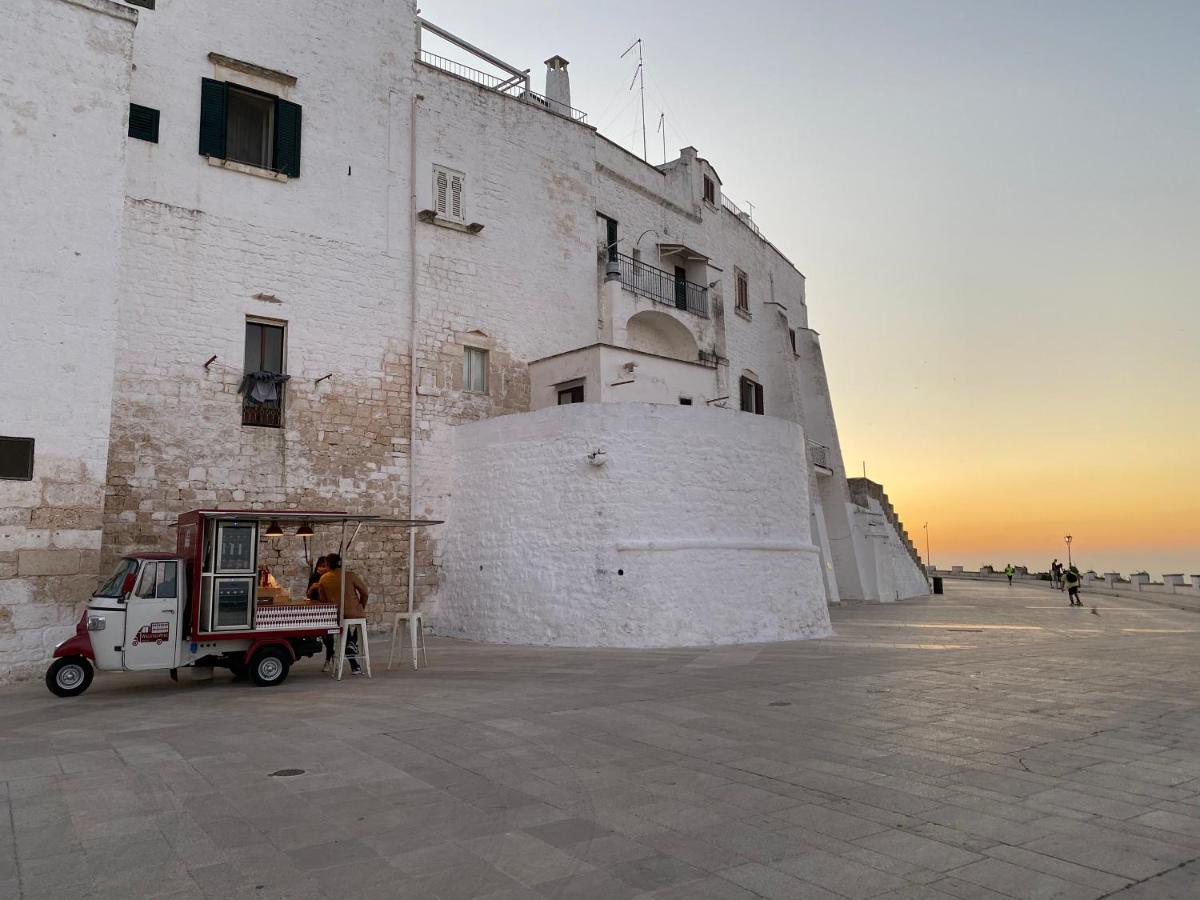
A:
[[250, 647, 291, 687], [46, 657, 94, 698]]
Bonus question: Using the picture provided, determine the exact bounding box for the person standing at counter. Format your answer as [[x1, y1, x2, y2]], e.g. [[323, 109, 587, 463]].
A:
[[318, 553, 369, 675]]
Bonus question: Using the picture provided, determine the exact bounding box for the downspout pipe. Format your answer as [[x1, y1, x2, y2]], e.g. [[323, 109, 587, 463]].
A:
[[407, 93, 423, 615]]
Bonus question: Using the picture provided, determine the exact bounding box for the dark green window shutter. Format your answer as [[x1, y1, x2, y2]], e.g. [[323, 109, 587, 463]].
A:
[[274, 98, 302, 178], [128, 103, 159, 143], [198, 78, 227, 159]]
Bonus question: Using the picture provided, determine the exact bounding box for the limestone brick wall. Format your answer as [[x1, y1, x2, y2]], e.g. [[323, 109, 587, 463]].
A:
[[94, 0, 430, 627], [438, 403, 832, 647], [104, 200, 418, 611], [0, 0, 136, 681]]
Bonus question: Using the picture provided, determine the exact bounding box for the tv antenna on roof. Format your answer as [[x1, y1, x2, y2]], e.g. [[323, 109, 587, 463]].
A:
[[621, 37, 647, 162], [657, 112, 666, 165]]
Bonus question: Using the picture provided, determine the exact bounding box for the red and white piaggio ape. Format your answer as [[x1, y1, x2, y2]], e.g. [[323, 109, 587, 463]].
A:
[[45, 510, 440, 697]]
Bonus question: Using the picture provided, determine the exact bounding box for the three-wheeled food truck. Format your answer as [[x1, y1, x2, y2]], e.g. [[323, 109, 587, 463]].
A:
[[45, 510, 440, 697]]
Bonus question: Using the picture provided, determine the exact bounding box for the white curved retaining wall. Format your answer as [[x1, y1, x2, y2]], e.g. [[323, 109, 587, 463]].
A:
[[437, 403, 832, 647]]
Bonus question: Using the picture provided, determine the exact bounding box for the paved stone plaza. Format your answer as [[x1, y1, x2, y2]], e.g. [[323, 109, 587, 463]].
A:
[[3, 581, 1199, 899]]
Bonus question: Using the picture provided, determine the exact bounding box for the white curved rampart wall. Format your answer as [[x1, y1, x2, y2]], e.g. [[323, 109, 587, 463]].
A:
[[437, 403, 832, 647]]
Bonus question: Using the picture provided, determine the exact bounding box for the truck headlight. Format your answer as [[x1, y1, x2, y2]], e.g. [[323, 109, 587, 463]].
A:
[[86, 615, 106, 632]]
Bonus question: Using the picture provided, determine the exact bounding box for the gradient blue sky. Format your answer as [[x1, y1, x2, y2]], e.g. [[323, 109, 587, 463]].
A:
[[424, 0, 1200, 577]]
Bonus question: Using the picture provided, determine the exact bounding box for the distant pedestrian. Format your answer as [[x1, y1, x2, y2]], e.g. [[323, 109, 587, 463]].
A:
[[1005, 564, 1014, 585], [1064, 566, 1082, 606], [1050, 559, 1061, 589]]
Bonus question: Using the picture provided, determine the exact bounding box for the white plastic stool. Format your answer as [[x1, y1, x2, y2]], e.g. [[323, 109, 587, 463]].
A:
[[387, 611, 427, 670], [334, 618, 371, 681]]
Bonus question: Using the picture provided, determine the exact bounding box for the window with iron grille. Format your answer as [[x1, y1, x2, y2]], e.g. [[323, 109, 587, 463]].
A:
[[242, 320, 286, 427], [739, 376, 764, 415], [434, 164, 466, 223], [0, 437, 35, 481], [735, 268, 749, 313], [464, 346, 488, 393], [703, 175, 716, 205]]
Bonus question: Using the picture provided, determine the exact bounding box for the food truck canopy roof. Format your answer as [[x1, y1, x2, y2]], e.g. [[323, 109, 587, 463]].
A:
[[184, 510, 443, 527]]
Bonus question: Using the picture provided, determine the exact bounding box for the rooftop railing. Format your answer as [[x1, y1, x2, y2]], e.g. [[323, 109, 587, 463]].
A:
[[722, 195, 763, 239], [615, 252, 708, 318], [419, 50, 588, 124]]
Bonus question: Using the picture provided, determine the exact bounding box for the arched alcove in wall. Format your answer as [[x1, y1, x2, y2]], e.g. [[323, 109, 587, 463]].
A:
[[626, 310, 699, 362]]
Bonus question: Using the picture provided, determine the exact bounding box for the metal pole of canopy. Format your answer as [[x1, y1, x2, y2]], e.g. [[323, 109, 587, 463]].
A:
[[407, 528, 416, 614]]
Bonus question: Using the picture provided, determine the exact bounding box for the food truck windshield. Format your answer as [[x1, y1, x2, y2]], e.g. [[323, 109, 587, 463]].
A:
[[95, 558, 138, 597]]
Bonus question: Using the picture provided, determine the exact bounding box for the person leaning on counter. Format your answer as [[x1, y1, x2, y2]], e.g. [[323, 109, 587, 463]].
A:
[[317, 553, 369, 675]]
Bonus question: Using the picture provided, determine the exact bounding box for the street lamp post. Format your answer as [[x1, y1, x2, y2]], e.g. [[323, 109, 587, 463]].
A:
[[1064, 534, 1073, 568]]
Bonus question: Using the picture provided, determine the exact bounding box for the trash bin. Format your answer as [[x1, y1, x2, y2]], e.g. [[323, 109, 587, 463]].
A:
[[932, 576, 944, 595]]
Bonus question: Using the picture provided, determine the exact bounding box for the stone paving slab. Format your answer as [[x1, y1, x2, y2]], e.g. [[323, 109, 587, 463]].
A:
[[3, 580, 1200, 898]]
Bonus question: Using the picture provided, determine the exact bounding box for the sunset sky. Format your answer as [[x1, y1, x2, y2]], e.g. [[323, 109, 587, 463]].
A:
[[427, 0, 1200, 577]]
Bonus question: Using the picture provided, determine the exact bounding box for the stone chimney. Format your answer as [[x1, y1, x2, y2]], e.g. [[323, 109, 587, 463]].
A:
[[544, 55, 571, 115]]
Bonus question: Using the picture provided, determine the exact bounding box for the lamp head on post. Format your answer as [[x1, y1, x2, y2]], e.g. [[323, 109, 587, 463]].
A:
[[264, 520, 284, 537]]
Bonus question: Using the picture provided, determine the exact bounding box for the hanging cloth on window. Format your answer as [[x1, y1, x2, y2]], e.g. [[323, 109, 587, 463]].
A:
[[238, 370, 291, 405]]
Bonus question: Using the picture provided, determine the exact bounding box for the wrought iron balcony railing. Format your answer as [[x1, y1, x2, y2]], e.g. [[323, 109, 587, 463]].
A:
[[615, 252, 708, 318]]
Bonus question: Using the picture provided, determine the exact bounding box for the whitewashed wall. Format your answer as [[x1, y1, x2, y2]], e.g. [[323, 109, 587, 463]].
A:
[[0, 0, 136, 681], [438, 403, 832, 647], [851, 499, 930, 602], [528, 345, 719, 409]]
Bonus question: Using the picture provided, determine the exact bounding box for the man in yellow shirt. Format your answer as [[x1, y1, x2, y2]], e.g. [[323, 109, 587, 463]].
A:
[[318, 553, 370, 674]]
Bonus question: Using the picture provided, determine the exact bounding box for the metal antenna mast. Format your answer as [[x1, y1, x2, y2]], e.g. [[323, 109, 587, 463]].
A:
[[657, 112, 665, 165], [621, 38, 647, 161]]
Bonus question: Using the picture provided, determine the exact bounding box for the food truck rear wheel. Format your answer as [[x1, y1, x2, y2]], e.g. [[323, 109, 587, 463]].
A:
[[46, 657, 94, 698], [250, 647, 290, 687]]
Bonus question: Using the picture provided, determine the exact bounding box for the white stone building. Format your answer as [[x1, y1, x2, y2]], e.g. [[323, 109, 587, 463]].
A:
[[0, 0, 926, 677]]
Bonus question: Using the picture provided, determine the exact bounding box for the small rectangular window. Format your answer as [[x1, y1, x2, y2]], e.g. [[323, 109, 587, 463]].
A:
[[134, 563, 158, 599], [227, 86, 275, 169], [199, 78, 302, 177], [557, 383, 585, 405], [0, 437, 35, 481], [735, 268, 750, 313], [434, 164, 466, 222], [464, 347, 488, 394], [703, 175, 715, 205], [601, 214, 619, 262], [789, 329, 797, 353], [242, 320, 286, 427], [128, 103, 160, 143], [739, 376, 764, 415], [679, 397, 693, 406], [156, 561, 178, 599]]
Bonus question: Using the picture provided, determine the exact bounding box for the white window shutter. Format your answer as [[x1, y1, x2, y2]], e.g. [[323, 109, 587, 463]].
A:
[[450, 174, 464, 221], [435, 169, 448, 217]]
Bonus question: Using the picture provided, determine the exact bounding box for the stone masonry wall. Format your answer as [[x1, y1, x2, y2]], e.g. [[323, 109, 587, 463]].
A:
[[0, 0, 136, 681]]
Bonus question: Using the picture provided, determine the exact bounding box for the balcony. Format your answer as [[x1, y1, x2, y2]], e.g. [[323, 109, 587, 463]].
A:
[[615, 252, 708, 318]]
